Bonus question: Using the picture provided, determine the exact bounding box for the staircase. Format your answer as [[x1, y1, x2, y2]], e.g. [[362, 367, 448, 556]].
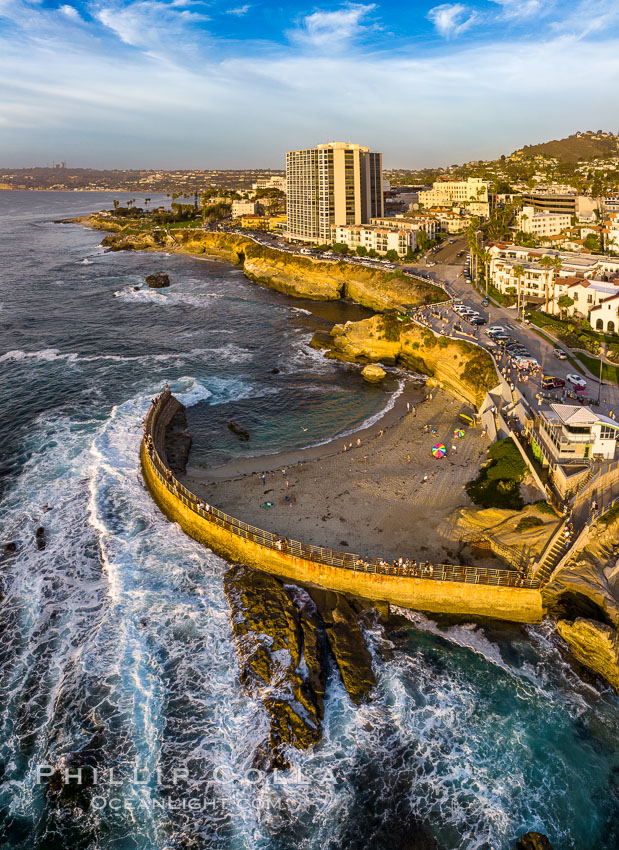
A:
[[534, 521, 567, 584]]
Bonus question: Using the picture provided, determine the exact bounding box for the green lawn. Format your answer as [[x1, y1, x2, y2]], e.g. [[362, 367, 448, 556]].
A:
[[574, 352, 619, 385]]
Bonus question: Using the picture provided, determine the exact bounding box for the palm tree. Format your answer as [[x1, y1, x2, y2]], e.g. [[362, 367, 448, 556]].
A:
[[539, 255, 555, 312], [552, 256, 562, 315], [513, 264, 525, 320], [481, 250, 492, 295]]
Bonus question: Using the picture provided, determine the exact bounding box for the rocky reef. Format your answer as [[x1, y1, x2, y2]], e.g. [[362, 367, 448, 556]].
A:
[[145, 272, 170, 288], [557, 618, 619, 692], [515, 833, 553, 850], [223, 564, 379, 769], [320, 313, 497, 406]]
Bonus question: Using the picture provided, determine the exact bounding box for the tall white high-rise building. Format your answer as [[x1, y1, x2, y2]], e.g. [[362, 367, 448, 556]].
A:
[[286, 142, 383, 242]]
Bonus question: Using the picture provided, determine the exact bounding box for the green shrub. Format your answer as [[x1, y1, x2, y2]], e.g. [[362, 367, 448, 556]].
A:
[[381, 312, 402, 342], [514, 515, 544, 533], [598, 504, 619, 527], [466, 438, 527, 509], [533, 500, 558, 516]]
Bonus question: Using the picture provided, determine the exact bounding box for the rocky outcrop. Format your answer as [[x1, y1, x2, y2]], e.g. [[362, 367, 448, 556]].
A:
[[543, 515, 619, 629], [361, 363, 386, 383], [243, 249, 444, 309], [164, 402, 192, 475], [223, 564, 326, 770], [227, 420, 250, 441], [243, 254, 344, 301], [307, 588, 376, 704], [77, 218, 445, 310], [145, 273, 170, 288], [452, 505, 559, 561], [223, 565, 380, 768], [324, 313, 497, 406], [515, 833, 553, 850], [557, 618, 619, 692]]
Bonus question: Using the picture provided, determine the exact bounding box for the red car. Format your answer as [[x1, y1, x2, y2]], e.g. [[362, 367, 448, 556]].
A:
[[541, 376, 566, 390]]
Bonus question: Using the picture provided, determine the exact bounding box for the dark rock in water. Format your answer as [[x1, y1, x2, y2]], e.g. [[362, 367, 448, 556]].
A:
[[228, 420, 250, 441], [165, 403, 192, 474], [224, 564, 325, 770], [4, 542, 17, 554], [145, 272, 170, 288], [35, 526, 46, 550], [271, 368, 280, 374], [516, 833, 554, 850], [133, 285, 140, 291], [308, 588, 376, 704], [47, 726, 105, 811]]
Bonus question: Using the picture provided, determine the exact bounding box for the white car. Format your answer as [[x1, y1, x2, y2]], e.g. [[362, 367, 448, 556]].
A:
[[488, 325, 507, 333], [566, 373, 587, 387]]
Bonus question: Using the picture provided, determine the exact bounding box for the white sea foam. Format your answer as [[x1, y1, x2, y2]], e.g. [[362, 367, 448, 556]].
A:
[[0, 344, 253, 367]]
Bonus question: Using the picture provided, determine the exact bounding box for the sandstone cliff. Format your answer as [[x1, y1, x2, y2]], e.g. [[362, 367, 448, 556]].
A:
[[451, 505, 559, 560], [557, 618, 619, 692], [543, 515, 619, 629], [323, 313, 497, 406], [78, 217, 445, 309]]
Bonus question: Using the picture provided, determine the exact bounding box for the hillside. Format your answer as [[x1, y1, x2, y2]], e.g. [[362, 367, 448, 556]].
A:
[[515, 131, 619, 163]]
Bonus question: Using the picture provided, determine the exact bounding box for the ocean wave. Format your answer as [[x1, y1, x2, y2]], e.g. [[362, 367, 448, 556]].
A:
[[0, 344, 253, 367], [0, 347, 79, 363]]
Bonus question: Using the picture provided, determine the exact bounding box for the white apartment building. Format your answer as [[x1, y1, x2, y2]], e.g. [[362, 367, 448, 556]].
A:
[[252, 175, 286, 193], [418, 178, 490, 217], [517, 206, 571, 237], [332, 224, 416, 256], [371, 216, 439, 241], [553, 278, 619, 321], [232, 200, 259, 217], [487, 243, 619, 311], [286, 142, 383, 243]]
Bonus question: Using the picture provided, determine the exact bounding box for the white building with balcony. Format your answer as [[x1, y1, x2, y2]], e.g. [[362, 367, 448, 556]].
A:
[[332, 224, 416, 256]]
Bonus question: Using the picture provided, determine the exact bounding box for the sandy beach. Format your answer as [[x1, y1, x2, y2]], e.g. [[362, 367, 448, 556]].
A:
[[181, 387, 490, 564]]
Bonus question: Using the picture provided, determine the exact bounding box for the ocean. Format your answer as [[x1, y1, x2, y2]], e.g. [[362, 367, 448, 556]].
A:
[[0, 191, 617, 849]]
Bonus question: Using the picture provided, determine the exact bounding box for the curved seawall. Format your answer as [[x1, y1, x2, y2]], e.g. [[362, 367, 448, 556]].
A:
[[141, 390, 544, 623]]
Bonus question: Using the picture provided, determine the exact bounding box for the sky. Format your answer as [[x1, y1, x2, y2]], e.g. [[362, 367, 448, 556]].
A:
[[1, 0, 619, 169]]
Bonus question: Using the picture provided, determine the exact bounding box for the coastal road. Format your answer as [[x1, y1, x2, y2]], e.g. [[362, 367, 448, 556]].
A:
[[417, 260, 619, 418]]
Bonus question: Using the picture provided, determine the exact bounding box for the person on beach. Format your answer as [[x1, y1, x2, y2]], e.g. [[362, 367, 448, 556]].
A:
[[379, 429, 384, 438], [282, 468, 287, 479], [407, 402, 410, 412], [356, 438, 361, 447], [259, 473, 266, 486]]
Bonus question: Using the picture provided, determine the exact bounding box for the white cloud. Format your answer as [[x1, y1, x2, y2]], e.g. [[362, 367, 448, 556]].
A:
[[427, 4, 477, 39], [0, 0, 619, 168], [489, 0, 543, 19], [290, 3, 376, 50], [552, 0, 619, 38], [59, 5, 83, 20], [227, 3, 250, 15], [93, 1, 209, 55]]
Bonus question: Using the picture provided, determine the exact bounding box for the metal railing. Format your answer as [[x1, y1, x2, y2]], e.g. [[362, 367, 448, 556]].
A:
[[142, 392, 539, 590]]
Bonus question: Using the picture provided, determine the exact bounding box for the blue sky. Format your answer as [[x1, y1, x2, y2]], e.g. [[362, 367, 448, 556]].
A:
[[1, 1, 619, 168]]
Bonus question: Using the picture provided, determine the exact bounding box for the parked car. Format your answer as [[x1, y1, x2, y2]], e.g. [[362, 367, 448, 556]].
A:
[[470, 316, 487, 325], [541, 376, 566, 389], [481, 299, 490, 307], [566, 373, 587, 387], [488, 325, 507, 333], [553, 348, 568, 360]]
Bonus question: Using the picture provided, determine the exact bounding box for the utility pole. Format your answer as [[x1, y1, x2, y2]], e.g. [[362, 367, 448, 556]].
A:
[[598, 353, 603, 405]]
